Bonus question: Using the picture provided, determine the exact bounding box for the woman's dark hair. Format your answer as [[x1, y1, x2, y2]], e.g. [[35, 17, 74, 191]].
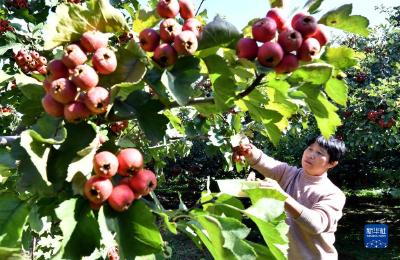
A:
[[307, 135, 346, 163]]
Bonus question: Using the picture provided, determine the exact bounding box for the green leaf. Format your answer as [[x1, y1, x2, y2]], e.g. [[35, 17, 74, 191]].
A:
[[319, 4, 369, 36], [245, 188, 287, 221], [20, 130, 52, 186], [198, 15, 241, 50], [304, 0, 324, 14], [0, 247, 24, 260], [164, 110, 185, 135], [0, 193, 29, 248], [99, 41, 147, 88], [104, 200, 163, 258], [324, 75, 348, 106], [203, 55, 236, 111], [0, 71, 13, 85], [0, 147, 15, 178], [243, 189, 289, 260], [289, 63, 333, 85], [238, 93, 283, 145], [54, 198, 101, 260], [203, 194, 244, 221], [145, 69, 173, 106], [14, 73, 43, 100], [43, 0, 129, 49], [300, 84, 342, 139], [247, 241, 275, 260], [132, 9, 160, 33], [269, 0, 284, 8], [323, 46, 359, 70], [113, 91, 168, 143], [31, 116, 66, 144], [11, 143, 53, 196], [213, 215, 257, 260], [161, 69, 199, 106], [66, 134, 100, 182], [47, 122, 97, 188], [0, 43, 24, 56]]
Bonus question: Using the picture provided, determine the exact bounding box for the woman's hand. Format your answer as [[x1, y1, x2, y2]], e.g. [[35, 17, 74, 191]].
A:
[[233, 137, 254, 162]]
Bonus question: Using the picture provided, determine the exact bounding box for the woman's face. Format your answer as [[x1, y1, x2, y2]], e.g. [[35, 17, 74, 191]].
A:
[[301, 142, 337, 176]]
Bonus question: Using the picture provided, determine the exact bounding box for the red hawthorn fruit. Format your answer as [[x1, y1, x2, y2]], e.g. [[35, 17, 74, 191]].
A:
[[236, 38, 258, 60], [367, 111, 377, 121], [159, 18, 182, 43], [71, 64, 99, 91], [84, 176, 113, 204], [117, 148, 144, 176], [49, 78, 78, 104], [182, 18, 203, 39], [63, 101, 92, 123], [274, 54, 299, 74], [266, 8, 287, 32], [139, 28, 160, 52], [83, 86, 110, 114], [293, 15, 317, 38], [297, 38, 320, 62], [111, 120, 129, 133], [310, 24, 330, 46], [42, 94, 64, 117], [386, 118, 396, 128], [343, 111, 352, 118], [153, 43, 177, 67], [93, 151, 119, 178], [278, 29, 303, 53], [129, 169, 157, 196], [157, 0, 180, 19], [92, 47, 117, 75], [80, 31, 109, 53], [108, 184, 136, 212], [173, 30, 198, 55], [257, 42, 284, 67], [47, 59, 69, 79], [291, 12, 308, 27], [252, 17, 277, 42], [62, 44, 88, 68], [179, 0, 195, 20]]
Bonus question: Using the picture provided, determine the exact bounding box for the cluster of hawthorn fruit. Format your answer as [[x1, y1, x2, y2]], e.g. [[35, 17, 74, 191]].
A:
[[5, 0, 28, 9], [139, 0, 202, 67], [236, 8, 329, 73], [41, 31, 117, 122], [367, 109, 396, 129], [0, 19, 14, 35], [14, 49, 47, 75], [84, 148, 157, 212]]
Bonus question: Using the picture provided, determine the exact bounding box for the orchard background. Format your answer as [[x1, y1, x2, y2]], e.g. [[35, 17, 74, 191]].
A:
[[0, 0, 399, 259]]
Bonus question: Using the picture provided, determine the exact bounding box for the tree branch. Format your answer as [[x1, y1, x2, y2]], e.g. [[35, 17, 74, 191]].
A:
[[0, 136, 20, 145], [168, 96, 215, 109], [235, 73, 266, 99], [195, 0, 206, 16], [166, 73, 266, 110]]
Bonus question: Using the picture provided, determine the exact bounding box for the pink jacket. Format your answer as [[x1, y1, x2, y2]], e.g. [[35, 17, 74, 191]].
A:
[[249, 148, 346, 260]]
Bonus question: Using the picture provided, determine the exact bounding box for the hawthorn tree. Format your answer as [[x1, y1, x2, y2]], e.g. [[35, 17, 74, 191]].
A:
[[0, 0, 369, 259]]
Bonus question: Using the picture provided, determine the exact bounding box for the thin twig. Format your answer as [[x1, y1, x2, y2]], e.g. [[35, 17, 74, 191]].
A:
[[195, 0, 206, 16], [168, 96, 215, 109], [235, 73, 266, 99]]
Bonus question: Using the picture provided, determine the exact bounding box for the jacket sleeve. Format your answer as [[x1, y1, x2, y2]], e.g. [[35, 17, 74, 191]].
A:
[[248, 146, 299, 189], [293, 191, 346, 234]]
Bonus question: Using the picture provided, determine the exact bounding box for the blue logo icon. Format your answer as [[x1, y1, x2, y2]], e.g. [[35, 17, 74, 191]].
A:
[[364, 224, 388, 248]]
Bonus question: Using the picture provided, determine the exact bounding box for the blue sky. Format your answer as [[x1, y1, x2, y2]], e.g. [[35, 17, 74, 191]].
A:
[[192, 0, 400, 30]]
